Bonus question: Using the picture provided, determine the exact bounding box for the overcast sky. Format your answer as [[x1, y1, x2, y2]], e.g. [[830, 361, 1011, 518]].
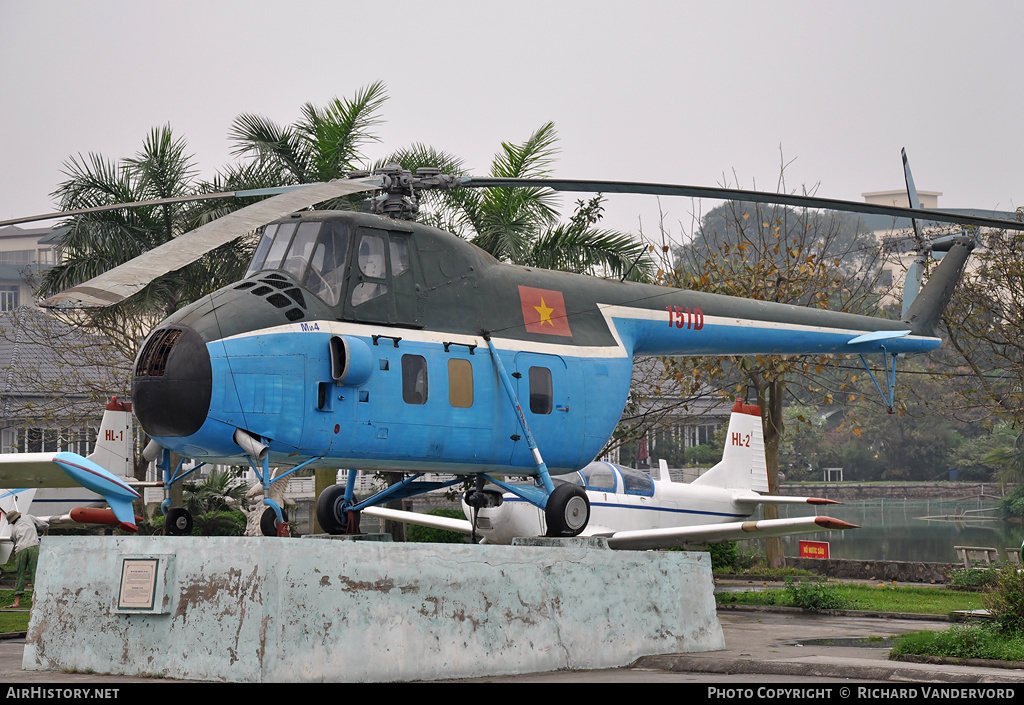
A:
[[2, 0, 1022, 243]]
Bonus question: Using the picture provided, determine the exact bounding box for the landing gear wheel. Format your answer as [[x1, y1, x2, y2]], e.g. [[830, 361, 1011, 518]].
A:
[[545, 484, 590, 537], [164, 507, 193, 536], [260, 507, 289, 537], [316, 484, 351, 535]]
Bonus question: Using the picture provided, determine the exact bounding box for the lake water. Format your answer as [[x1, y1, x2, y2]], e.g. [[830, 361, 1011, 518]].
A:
[[767, 497, 1024, 564]]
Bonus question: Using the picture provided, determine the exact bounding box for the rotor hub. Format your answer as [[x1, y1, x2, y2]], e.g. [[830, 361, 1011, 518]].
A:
[[347, 163, 460, 220]]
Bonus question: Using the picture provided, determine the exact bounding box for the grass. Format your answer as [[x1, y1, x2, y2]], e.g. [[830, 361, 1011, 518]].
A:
[[0, 591, 32, 633], [0, 560, 33, 633], [891, 624, 1024, 663], [717, 581, 987, 614]]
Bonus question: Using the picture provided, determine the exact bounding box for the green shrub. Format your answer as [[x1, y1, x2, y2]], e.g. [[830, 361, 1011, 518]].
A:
[[406, 508, 468, 544], [1000, 486, 1024, 520], [947, 568, 1000, 590], [784, 578, 853, 611], [707, 541, 739, 571], [190, 510, 247, 536], [984, 565, 1024, 635]]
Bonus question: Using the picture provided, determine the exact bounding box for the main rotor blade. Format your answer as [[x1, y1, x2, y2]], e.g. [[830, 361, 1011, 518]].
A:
[[41, 178, 383, 309], [0, 185, 318, 228], [459, 177, 1024, 232]]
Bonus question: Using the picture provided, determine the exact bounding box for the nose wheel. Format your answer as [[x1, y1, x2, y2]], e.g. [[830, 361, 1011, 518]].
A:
[[260, 507, 290, 536], [545, 484, 590, 537], [164, 507, 193, 536]]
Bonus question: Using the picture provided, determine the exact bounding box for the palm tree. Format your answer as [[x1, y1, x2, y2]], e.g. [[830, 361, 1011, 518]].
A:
[[227, 81, 388, 210], [37, 125, 256, 354], [183, 469, 248, 515], [390, 122, 654, 281], [984, 428, 1024, 488]]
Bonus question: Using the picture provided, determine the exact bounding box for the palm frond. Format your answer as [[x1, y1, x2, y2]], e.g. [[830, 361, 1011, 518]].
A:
[[229, 113, 309, 182], [296, 81, 388, 179], [491, 121, 559, 179], [526, 225, 654, 281]]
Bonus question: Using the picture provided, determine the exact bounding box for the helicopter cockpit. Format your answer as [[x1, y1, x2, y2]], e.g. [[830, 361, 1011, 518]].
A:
[[243, 214, 423, 327], [245, 219, 351, 306]]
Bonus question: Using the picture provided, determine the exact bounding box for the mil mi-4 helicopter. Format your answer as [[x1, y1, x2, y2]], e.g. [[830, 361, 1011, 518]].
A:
[[5, 154, 1022, 539]]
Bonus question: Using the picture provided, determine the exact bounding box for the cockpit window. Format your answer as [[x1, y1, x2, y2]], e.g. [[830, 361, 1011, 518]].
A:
[[357, 234, 387, 277], [553, 473, 585, 487], [246, 220, 352, 307], [280, 221, 322, 280], [261, 222, 298, 272], [351, 233, 388, 306], [245, 223, 278, 277], [390, 237, 410, 277], [619, 467, 654, 496], [303, 221, 349, 306], [580, 462, 617, 492]]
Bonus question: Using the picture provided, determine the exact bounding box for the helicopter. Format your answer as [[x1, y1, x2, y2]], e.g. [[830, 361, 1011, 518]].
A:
[[7, 157, 1024, 538]]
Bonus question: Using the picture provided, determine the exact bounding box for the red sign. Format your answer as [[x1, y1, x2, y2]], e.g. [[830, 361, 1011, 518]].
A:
[[518, 286, 572, 337], [798, 540, 830, 560]]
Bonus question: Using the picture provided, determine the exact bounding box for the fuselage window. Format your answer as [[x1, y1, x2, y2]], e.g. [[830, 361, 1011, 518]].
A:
[[402, 354, 428, 405], [390, 237, 410, 277], [352, 234, 388, 306], [303, 221, 349, 306], [448, 358, 473, 408], [528, 366, 553, 414]]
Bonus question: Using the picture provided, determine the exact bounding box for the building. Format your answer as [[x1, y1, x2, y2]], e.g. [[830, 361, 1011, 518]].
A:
[[0, 307, 128, 456], [0, 224, 63, 312]]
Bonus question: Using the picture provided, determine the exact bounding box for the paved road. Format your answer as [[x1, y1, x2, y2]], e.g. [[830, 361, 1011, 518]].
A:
[[3, 605, 1023, 684]]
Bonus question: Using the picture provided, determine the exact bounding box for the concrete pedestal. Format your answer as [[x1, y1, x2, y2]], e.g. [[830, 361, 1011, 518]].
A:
[[24, 535, 724, 682]]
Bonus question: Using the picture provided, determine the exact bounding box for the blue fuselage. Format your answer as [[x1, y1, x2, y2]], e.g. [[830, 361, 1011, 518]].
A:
[[131, 211, 941, 477]]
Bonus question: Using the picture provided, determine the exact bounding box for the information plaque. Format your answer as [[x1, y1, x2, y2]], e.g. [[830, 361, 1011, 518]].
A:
[[114, 555, 175, 614], [118, 558, 159, 610]]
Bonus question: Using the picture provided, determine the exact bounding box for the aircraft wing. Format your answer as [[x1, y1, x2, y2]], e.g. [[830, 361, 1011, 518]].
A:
[[0, 453, 84, 488], [590, 516, 858, 551], [361, 506, 474, 534]]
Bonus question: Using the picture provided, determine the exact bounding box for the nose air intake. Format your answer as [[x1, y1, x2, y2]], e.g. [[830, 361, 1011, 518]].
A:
[[132, 326, 212, 438]]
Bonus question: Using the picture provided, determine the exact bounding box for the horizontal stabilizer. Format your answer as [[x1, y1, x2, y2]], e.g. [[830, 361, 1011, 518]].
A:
[[51, 453, 141, 531], [846, 330, 911, 346]]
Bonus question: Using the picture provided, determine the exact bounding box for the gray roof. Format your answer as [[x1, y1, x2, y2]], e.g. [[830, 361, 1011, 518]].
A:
[[0, 307, 130, 426]]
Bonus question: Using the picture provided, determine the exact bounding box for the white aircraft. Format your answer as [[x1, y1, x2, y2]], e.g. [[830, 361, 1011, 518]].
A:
[[0, 398, 145, 562], [363, 400, 856, 548]]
